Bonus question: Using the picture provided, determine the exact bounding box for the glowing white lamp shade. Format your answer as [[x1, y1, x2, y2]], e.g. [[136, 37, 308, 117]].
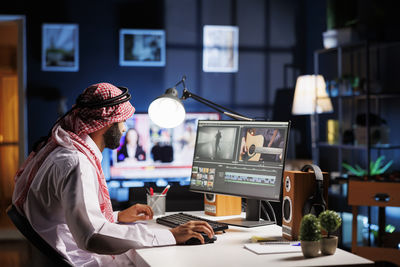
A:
[[148, 89, 186, 128], [292, 75, 333, 115]]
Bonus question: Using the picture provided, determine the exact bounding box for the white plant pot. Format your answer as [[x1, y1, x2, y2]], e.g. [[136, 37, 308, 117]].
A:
[[301, 240, 320, 258], [322, 27, 357, 49], [321, 236, 338, 255]]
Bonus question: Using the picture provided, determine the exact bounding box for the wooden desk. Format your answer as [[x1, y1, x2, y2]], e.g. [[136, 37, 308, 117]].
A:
[[132, 212, 373, 267]]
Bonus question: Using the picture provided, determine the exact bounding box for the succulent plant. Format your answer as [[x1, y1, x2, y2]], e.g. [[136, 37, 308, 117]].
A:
[[342, 156, 393, 177], [299, 214, 321, 241], [318, 210, 342, 238]]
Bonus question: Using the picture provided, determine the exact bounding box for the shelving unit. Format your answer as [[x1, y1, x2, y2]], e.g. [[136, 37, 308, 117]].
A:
[[314, 42, 400, 170], [314, 41, 400, 265], [317, 142, 400, 150]]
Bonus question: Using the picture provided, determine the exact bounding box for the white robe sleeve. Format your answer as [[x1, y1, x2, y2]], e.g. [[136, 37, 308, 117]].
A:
[[61, 157, 176, 255]]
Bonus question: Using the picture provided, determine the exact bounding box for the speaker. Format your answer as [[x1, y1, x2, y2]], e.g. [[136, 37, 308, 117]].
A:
[[204, 194, 242, 216], [282, 167, 329, 240]]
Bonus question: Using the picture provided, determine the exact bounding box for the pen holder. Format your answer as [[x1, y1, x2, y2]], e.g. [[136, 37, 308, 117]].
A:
[[147, 193, 166, 216]]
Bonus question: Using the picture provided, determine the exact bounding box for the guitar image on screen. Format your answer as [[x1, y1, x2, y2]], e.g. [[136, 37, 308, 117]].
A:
[[241, 132, 283, 161]]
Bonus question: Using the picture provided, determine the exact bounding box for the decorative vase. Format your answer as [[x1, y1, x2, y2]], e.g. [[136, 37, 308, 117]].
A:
[[321, 236, 338, 255], [301, 240, 320, 258]]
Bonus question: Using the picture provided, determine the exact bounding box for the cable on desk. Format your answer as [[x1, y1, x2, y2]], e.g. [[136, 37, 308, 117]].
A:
[[263, 200, 276, 223]]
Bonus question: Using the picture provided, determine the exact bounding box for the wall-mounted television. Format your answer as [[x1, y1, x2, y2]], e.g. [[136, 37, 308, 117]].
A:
[[102, 112, 220, 188]]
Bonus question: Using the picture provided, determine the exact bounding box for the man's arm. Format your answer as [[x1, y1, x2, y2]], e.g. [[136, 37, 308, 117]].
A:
[[61, 157, 214, 254], [61, 158, 175, 254], [267, 129, 278, 147]]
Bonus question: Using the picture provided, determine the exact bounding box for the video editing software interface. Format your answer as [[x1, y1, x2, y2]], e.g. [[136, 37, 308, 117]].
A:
[[190, 120, 289, 201]]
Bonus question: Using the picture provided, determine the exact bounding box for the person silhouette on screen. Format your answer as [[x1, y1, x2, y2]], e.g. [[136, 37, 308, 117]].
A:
[[150, 128, 174, 163], [215, 129, 222, 158], [117, 128, 146, 162]]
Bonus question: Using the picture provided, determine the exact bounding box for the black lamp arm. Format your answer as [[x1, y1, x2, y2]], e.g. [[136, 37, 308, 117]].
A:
[[175, 76, 187, 88], [182, 88, 253, 121]]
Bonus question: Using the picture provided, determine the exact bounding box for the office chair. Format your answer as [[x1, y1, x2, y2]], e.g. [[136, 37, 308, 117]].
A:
[[6, 204, 72, 267]]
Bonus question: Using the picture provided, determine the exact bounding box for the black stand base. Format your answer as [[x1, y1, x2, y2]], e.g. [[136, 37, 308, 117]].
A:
[[217, 198, 276, 228], [218, 217, 275, 228]]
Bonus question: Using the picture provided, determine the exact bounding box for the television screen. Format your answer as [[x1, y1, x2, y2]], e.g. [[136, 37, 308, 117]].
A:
[[104, 112, 220, 186]]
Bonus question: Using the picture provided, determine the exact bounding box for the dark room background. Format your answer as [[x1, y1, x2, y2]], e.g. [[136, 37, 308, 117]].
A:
[[2, 1, 400, 254], [2, 2, 400, 264], [2, 0, 325, 158], [2, 0, 400, 214]]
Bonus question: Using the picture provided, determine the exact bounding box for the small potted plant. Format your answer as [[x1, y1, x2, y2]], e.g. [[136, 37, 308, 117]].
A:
[[318, 210, 342, 255], [342, 155, 393, 180], [299, 214, 321, 258]]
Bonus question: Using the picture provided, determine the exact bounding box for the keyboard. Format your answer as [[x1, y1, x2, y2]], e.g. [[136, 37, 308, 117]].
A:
[[156, 212, 229, 232]]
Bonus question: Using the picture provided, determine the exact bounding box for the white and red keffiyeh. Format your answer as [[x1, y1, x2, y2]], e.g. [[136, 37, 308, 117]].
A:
[[13, 83, 135, 223]]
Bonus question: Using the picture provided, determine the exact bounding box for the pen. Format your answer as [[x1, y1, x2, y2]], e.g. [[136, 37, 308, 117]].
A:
[[250, 236, 282, 243], [260, 241, 300, 245], [149, 187, 154, 196], [160, 184, 170, 195]]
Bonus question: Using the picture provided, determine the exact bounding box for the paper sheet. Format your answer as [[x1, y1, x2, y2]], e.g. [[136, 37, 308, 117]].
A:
[[244, 242, 302, 255]]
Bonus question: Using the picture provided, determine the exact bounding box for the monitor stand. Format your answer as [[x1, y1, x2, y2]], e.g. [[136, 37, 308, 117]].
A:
[[217, 199, 275, 228]]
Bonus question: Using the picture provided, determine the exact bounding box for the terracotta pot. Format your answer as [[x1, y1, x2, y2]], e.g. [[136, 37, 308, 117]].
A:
[[301, 240, 320, 258], [321, 236, 338, 255]]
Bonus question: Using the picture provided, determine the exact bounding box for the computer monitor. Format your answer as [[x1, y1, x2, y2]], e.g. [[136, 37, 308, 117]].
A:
[[105, 113, 220, 186], [189, 120, 290, 227]]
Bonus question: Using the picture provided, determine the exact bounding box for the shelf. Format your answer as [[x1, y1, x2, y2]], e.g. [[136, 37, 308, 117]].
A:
[[332, 93, 400, 100], [316, 93, 400, 100], [315, 41, 400, 55], [314, 41, 368, 54], [318, 142, 400, 150]]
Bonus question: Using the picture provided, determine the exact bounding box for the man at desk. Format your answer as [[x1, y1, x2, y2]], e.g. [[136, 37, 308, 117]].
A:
[[12, 83, 214, 266]]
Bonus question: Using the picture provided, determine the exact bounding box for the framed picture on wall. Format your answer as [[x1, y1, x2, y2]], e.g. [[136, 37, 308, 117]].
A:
[[42, 23, 79, 72], [119, 29, 166, 67], [203, 25, 239, 73]]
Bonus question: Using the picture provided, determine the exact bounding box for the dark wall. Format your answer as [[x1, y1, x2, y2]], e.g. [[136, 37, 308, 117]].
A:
[[3, 0, 167, 150], [1, 0, 324, 157]]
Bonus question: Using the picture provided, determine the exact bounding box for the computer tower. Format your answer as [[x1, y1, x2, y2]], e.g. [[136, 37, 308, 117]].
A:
[[282, 170, 329, 240], [204, 193, 242, 216]]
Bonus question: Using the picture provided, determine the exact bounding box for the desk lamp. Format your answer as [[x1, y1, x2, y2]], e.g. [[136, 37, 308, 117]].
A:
[[148, 75, 253, 128], [291, 75, 333, 163]]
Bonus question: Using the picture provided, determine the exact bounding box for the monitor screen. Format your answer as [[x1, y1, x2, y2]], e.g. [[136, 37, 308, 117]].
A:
[[189, 120, 290, 227], [105, 113, 220, 185]]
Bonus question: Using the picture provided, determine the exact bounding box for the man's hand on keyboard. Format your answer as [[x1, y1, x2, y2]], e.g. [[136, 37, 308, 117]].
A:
[[169, 221, 214, 244]]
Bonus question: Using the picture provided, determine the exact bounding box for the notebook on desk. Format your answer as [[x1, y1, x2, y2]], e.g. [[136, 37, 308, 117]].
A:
[[244, 242, 301, 255]]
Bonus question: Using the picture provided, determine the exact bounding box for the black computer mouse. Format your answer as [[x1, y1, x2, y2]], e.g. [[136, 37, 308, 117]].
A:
[[184, 232, 217, 245]]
